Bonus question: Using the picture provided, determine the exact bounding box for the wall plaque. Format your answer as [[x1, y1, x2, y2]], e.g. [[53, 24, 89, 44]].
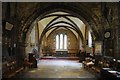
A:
[[5, 22, 13, 31], [95, 41, 102, 55]]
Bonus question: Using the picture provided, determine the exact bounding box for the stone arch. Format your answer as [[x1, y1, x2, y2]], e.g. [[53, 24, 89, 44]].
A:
[[21, 3, 100, 50], [46, 26, 79, 42]]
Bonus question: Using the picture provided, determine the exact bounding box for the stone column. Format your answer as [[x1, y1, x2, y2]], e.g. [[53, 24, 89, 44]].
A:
[[114, 25, 120, 60], [113, 3, 120, 60], [16, 42, 27, 66]]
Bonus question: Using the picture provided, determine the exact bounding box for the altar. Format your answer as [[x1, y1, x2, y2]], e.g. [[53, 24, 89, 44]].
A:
[[55, 50, 68, 57]]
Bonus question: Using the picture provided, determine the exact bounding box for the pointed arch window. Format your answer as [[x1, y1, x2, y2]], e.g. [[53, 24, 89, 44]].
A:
[[64, 34, 67, 49], [60, 34, 63, 49], [56, 34, 67, 50], [88, 31, 92, 47], [56, 35, 59, 49]]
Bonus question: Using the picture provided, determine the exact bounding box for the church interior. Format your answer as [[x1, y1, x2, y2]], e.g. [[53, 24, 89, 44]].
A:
[[1, 2, 120, 80]]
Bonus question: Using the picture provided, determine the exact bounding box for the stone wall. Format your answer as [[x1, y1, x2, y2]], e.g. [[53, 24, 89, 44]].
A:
[[2, 2, 120, 63], [43, 28, 79, 56]]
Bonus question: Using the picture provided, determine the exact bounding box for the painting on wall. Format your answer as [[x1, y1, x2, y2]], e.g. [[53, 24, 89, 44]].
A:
[[95, 41, 102, 55]]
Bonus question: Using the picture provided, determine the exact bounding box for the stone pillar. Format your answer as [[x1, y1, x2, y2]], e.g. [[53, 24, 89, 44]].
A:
[[16, 42, 27, 66], [114, 25, 120, 60], [113, 3, 120, 60]]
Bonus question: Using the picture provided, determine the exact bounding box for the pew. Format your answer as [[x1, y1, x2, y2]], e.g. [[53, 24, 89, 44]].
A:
[[2, 60, 24, 78]]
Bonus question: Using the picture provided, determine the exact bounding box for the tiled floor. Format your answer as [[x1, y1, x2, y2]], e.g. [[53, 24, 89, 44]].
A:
[[22, 60, 95, 79]]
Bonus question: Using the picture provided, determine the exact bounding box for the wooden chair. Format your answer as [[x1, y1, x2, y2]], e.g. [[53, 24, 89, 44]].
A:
[[23, 58, 33, 69]]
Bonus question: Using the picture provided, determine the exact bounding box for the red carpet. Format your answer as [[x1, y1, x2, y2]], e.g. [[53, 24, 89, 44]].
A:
[[40, 57, 79, 60]]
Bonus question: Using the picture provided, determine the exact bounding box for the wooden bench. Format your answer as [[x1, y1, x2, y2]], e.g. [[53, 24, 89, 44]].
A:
[[3, 67, 24, 78], [91, 66, 101, 73], [2, 60, 24, 78], [83, 58, 101, 78]]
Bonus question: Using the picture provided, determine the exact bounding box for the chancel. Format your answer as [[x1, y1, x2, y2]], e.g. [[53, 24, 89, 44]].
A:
[[2, 2, 120, 80]]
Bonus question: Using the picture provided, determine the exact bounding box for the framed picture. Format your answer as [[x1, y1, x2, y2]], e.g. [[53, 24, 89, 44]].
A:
[[95, 41, 102, 55]]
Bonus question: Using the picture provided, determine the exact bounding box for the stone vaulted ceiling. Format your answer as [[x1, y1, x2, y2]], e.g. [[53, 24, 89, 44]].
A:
[[3, 2, 108, 43]]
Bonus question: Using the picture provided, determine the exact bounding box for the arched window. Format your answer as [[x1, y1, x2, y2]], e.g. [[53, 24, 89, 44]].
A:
[[56, 35, 59, 49], [60, 34, 63, 49], [56, 34, 67, 50], [64, 34, 67, 49], [88, 31, 92, 47]]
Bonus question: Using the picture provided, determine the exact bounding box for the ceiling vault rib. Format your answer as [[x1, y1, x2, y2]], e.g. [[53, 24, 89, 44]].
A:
[[47, 26, 79, 40], [40, 14, 76, 20], [48, 25, 77, 32], [64, 16, 83, 37], [39, 20, 84, 45], [47, 21, 79, 32]]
